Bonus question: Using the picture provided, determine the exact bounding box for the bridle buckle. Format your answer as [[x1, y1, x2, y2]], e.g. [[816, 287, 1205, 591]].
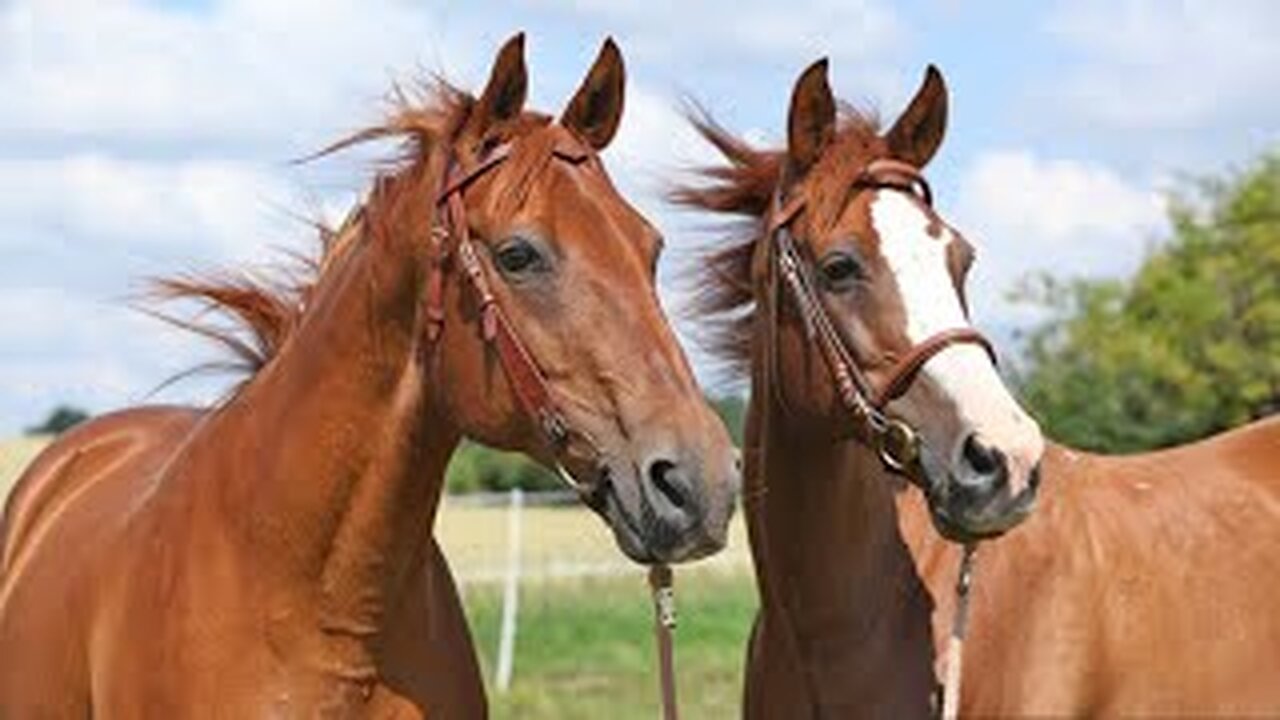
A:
[[875, 416, 919, 473]]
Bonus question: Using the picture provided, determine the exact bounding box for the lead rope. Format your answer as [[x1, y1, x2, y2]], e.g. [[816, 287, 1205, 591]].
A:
[[941, 543, 978, 720], [648, 565, 679, 720]]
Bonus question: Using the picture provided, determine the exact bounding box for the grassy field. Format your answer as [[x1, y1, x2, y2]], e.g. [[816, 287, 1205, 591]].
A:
[[467, 573, 756, 719], [0, 436, 47, 503], [437, 501, 750, 582], [0, 437, 759, 717]]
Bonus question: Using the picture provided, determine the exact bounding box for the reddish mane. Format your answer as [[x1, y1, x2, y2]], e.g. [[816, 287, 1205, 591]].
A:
[[146, 77, 552, 387], [672, 104, 880, 379]]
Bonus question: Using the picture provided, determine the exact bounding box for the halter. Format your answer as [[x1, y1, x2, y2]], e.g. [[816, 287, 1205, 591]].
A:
[[765, 157, 996, 485], [422, 130, 682, 720]]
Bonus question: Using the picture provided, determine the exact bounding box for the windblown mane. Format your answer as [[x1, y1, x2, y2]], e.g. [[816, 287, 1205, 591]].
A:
[[671, 104, 880, 379], [148, 77, 551, 392]]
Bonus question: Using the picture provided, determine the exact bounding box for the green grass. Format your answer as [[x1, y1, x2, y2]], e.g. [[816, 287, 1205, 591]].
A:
[[464, 573, 758, 719]]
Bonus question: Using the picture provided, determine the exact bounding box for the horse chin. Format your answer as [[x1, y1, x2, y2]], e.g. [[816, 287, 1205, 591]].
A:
[[597, 480, 657, 563], [593, 469, 724, 565], [925, 475, 1040, 544]]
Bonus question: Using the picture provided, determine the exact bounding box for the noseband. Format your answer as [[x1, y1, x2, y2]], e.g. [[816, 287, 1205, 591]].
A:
[[421, 131, 605, 501], [766, 158, 996, 484]]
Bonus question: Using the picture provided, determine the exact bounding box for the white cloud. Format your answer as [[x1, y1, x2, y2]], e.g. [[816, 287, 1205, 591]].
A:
[[1047, 0, 1280, 133], [527, 0, 902, 65], [0, 287, 221, 434], [952, 149, 1168, 327], [0, 154, 319, 262], [0, 0, 485, 149]]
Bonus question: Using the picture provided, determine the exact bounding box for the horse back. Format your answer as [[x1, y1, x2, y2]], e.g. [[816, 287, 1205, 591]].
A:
[[1, 406, 202, 573], [0, 405, 202, 716], [962, 416, 1280, 716]]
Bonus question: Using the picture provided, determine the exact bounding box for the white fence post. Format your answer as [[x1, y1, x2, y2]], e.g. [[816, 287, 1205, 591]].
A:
[[495, 486, 523, 692]]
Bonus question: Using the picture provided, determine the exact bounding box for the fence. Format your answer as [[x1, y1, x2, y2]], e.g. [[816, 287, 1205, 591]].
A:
[[437, 488, 751, 692]]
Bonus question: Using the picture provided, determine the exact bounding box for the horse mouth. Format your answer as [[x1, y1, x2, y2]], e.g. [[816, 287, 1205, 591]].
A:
[[927, 470, 1040, 543], [592, 467, 724, 565]]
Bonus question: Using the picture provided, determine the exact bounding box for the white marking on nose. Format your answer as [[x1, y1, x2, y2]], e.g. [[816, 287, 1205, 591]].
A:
[[870, 192, 966, 344], [870, 191, 1044, 486]]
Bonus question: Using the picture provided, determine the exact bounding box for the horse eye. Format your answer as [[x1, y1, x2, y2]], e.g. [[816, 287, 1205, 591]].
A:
[[494, 239, 544, 275], [820, 253, 864, 289]]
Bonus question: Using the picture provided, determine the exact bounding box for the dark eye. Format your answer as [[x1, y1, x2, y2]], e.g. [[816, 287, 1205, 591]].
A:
[[494, 238, 545, 276], [820, 252, 865, 290]]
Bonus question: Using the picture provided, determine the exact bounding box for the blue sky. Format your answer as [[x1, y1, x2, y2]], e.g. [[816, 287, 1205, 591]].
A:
[[1, 0, 1277, 434]]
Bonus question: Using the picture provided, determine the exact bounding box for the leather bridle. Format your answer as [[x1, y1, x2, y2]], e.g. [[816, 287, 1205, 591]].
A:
[[422, 131, 683, 719], [765, 158, 997, 487], [422, 132, 604, 501], [765, 158, 995, 719]]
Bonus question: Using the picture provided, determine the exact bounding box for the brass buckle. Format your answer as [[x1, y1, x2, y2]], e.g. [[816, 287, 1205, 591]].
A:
[[876, 418, 919, 472]]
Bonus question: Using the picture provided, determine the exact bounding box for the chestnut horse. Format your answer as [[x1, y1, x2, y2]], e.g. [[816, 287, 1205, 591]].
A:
[[677, 59, 1280, 717], [0, 35, 740, 717]]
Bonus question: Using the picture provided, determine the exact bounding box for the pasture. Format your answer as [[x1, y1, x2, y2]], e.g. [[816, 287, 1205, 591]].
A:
[[0, 437, 757, 719]]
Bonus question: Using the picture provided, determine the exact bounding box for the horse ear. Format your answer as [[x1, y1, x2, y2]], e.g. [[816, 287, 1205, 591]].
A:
[[787, 58, 836, 178], [469, 32, 528, 138], [885, 65, 948, 168], [561, 37, 626, 150]]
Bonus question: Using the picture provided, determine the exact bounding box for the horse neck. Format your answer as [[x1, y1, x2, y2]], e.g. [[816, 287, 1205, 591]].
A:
[[185, 177, 457, 642], [745, 387, 941, 711]]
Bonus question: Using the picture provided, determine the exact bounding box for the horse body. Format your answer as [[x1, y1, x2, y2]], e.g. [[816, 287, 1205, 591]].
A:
[[1, 204, 483, 716], [956, 420, 1280, 716], [677, 57, 1280, 718], [1, 34, 740, 717], [745, 407, 1280, 718]]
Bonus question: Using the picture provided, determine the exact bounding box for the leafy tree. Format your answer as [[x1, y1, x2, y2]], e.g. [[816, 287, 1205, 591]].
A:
[[1012, 154, 1280, 452], [26, 405, 91, 436]]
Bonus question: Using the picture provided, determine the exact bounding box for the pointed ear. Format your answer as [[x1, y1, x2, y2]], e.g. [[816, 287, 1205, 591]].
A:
[[787, 58, 836, 178], [561, 37, 626, 150], [885, 65, 948, 168], [468, 32, 528, 138]]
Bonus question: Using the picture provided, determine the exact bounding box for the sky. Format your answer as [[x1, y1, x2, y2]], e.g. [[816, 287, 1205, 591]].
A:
[[1, 0, 1277, 434]]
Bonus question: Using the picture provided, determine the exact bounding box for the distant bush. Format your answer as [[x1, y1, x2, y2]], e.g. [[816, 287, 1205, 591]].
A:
[[445, 441, 563, 494], [26, 405, 90, 436], [709, 394, 747, 444], [443, 394, 748, 494]]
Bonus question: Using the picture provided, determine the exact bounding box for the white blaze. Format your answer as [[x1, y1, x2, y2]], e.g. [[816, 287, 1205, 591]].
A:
[[869, 192, 1043, 485]]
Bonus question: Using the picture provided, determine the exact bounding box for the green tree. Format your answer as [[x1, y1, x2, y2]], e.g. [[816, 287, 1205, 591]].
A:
[[1012, 154, 1280, 452], [26, 405, 91, 436]]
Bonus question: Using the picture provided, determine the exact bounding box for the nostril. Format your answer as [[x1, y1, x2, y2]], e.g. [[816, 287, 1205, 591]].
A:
[[962, 435, 1001, 476], [648, 459, 688, 510]]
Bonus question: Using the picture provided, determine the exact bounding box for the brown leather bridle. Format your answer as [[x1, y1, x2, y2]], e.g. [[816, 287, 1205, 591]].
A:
[[765, 158, 997, 486], [422, 132, 683, 719], [422, 133, 603, 500]]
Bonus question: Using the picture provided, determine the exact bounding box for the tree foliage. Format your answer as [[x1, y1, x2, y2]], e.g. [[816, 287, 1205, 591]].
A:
[[26, 405, 91, 436], [1012, 154, 1280, 452]]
